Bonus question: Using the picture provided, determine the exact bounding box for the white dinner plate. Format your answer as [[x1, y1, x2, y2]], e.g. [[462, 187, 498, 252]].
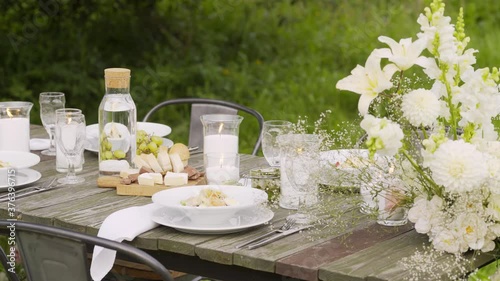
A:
[[152, 206, 274, 234], [0, 169, 42, 190], [86, 122, 172, 138], [85, 137, 173, 153], [0, 151, 40, 170]]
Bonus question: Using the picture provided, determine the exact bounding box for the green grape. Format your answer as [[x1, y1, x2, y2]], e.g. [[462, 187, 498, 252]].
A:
[[113, 150, 126, 159], [136, 135, 144, 144], [136, 149, 141, 155], [105, 141, 112, 151], [148, 142, 158, 153], [104, 151, 113, 160], [151, 136, 163, 146], [137, 130, 147, 138], [139, 142, 148, 152]]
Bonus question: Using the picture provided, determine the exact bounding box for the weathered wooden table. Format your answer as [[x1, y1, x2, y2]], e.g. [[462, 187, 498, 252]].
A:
[[0, 126, 494, 280]]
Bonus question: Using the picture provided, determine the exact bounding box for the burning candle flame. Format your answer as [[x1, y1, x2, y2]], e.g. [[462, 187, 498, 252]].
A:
[[218, 123, 224, 134], [6, 109, 13, 118]]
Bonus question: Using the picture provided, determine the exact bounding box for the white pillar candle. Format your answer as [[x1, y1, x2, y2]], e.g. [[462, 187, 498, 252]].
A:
[[203, 135, 238, 155], [0, 118, 30, 152]]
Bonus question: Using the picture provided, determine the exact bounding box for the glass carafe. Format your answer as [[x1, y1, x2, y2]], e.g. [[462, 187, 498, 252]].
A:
[[98, 68, 137, 175], [0, 102, 33, 152]]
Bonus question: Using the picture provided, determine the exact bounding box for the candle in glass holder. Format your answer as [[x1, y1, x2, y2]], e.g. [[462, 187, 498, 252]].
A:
[[0, 102, 33, 152]]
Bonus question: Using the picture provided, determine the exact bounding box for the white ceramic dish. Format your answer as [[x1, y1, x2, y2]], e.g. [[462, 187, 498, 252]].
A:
[[85, 137, 173, 153], [151, 206, 274, 234], [86, 122, 172, 138], [0, 169, 42, 190], [152, 185, 268, 226], [320, 149, 392, 186], [0, 151, 40, 170]]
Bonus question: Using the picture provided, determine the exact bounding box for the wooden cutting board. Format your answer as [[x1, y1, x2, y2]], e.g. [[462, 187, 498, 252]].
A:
[[97, 176, 206, 197]]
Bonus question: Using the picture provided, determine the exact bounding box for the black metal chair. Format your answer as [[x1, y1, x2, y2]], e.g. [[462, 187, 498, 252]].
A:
[[0, 220, 174, 281], [143, 98, 265, 155]]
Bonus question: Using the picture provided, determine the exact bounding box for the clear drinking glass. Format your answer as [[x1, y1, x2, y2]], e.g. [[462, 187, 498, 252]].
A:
[[55, 108, 84, 173], [39, 92, 65, 156], [55, 111, 86, 184], [262, 120, 292, 167], [278, 134, 321, 225]]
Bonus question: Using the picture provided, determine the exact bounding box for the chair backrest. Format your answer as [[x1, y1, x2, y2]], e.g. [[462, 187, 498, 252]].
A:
[[142, 98, 265, 155], [0, 220, 173, 281]]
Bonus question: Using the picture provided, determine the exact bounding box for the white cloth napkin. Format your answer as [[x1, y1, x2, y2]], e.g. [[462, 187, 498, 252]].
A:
[[29, 138, 50, 150], [90, 203, 163, 281]]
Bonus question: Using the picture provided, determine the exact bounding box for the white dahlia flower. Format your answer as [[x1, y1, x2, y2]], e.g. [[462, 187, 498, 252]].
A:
[[401, 89, 441, 127], [429, 140, 488, 193]]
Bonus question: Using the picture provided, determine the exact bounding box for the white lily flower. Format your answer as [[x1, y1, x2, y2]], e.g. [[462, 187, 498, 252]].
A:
[[336, 50, 398, 115], [377, 36, 429, 70]]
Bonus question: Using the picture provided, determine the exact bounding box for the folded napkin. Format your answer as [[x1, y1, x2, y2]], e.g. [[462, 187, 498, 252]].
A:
[[90, 203, 163, 281], [29, 138, 50, 150]]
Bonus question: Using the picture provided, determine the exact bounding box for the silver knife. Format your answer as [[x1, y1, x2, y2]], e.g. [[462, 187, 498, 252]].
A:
[[247, 225, 313, 250]]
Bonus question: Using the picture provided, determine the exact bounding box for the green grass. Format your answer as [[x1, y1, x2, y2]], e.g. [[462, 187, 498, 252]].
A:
[[1, 0, 500, 154]]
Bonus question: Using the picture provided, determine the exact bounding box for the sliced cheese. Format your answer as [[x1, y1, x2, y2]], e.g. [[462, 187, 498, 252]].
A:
[[141, 153, 163, 173], [119, 168, 140, 179], [132, 156, 149, 170], [169, 153, 184, 173], [157, 146, 173, 172], [150, 173, 163, 184], [163, 172, 188, 186], [138, 173, 155, 186]]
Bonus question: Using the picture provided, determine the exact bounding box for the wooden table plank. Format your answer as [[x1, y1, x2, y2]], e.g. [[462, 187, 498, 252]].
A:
[[275, 222, 414, 281]]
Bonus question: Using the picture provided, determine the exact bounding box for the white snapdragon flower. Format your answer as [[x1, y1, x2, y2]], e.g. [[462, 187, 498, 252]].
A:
[[377, 36, 429, 71], [401, 89, 441, 127], [416, 7, 456, 61], [336, 51, 398, 116], [360, 115, 404, 156], [456, 48, 477, 75], [457, 68, 500, 126], [429, 140, 488, 193]]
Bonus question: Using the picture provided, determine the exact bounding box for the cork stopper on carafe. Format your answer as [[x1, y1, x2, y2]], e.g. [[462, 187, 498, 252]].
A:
[[104, 68, 131, 89]]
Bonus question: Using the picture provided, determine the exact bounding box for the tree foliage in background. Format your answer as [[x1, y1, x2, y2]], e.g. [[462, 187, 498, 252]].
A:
[[1, 0, 499, 153]]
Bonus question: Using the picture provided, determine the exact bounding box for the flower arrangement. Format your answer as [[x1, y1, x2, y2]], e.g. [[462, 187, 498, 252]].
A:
[[336, 0, 500, 255]]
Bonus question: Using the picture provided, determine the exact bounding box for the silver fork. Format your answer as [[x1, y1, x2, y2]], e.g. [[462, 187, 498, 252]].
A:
[[0, 177, 57, 203], [235, 218, 296, 249]]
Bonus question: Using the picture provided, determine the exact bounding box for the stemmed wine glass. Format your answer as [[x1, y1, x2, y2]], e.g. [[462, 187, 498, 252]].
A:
[[55, 110, 86, 184], [278, 134, 321, 225], [39, 92, 65, 156], [262, 120, 292, 167]]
